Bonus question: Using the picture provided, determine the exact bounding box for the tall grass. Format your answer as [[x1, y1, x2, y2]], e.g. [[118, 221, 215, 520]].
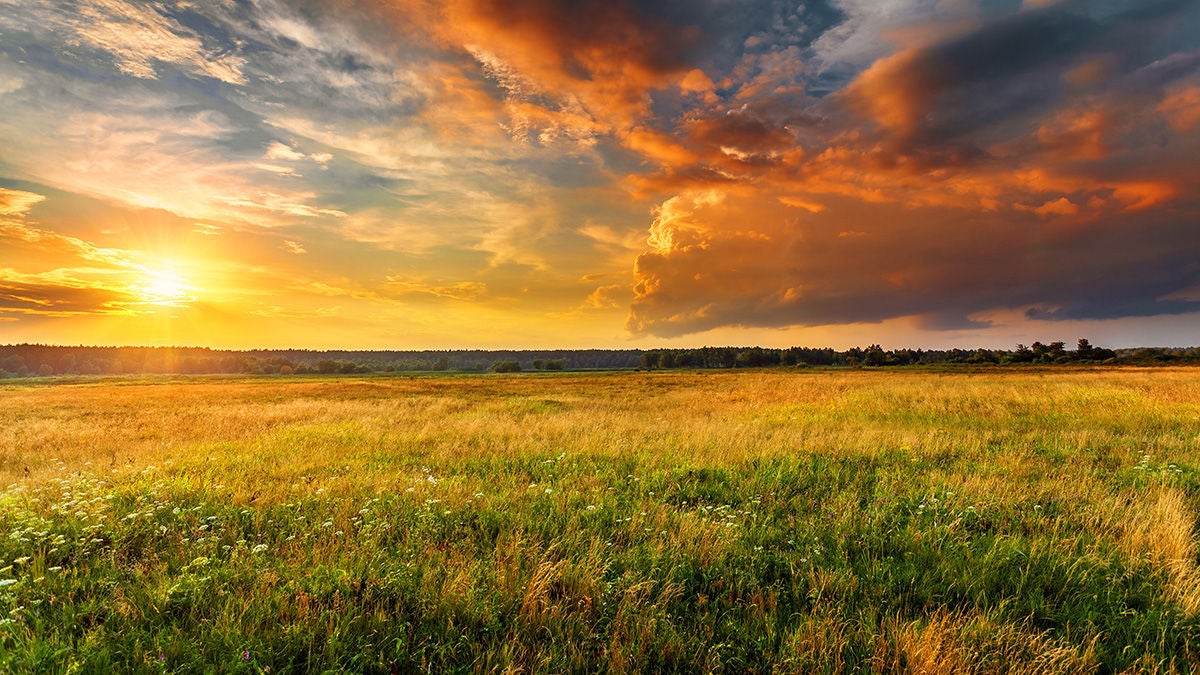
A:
[[0, 368, 1198, 672]]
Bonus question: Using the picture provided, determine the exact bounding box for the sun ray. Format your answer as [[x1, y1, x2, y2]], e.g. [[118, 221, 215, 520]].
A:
[[135, 262, 196, 307]]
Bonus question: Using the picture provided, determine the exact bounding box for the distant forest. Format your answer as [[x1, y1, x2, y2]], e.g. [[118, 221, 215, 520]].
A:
[[1, 340, 1199, 378]]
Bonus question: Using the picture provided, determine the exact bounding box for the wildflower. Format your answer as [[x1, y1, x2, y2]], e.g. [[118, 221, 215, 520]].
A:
[[243, 651, 250, 662]]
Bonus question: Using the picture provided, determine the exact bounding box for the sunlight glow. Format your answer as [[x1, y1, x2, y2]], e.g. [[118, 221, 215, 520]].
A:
[[137, 264, 194, 307]]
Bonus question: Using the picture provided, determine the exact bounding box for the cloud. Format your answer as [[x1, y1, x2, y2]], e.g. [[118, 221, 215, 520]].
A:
[[842, 0, 1200, 149], [2, 0, 1199, 346], [265, 142, 307, 162], [0, 212, 136, 269], [0, 187, 45, 217], [812, 0, 951, 70], [2, 0, 246, 84], [627, 186, 1200, 336], [0, 70, 20, 95], [1018, 197, 1080, 217], [0, 275, 138, 316], [1158, 83, 1200, 131], [385, 276, 488, 301]]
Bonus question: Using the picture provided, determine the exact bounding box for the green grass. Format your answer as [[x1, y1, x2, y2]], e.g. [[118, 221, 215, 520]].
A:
[[1, 368, 1199, 672]]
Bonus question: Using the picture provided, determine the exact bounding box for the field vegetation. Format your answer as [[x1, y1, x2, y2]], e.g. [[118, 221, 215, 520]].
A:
[[1, 368, 1199, 672]]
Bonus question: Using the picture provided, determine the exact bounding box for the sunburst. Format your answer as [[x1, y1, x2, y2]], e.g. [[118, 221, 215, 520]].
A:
[[137, 264, 194, 307]]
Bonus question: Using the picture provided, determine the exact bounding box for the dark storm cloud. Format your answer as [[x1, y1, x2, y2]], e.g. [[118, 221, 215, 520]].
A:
[[847, 0, 1200, 150]]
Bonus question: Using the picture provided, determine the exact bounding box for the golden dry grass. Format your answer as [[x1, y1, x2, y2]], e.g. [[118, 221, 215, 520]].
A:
[[1, 367, 1199, 672], [1119, 487, 1200, 615]]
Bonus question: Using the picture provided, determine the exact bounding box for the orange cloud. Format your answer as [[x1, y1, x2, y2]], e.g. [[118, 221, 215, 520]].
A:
[[1035, 108, 1112, 161], [0, 188, 46, 217], [627, 181, 1200, 338], [410, 0, 703, 131], [624, 127, 701, 166], [842, 48, 931, 137], [1017, 197, 1080, 218], [1158, 85, 1200, 133]]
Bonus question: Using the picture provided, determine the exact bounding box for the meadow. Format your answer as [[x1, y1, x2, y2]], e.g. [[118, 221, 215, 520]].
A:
[[0, 367, 1198, 673]]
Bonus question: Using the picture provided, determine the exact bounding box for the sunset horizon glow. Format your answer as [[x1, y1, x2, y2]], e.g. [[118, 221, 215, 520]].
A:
[[1, 0, 1198, 351]]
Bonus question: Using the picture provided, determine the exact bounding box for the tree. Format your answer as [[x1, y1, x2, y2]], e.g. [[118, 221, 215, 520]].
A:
[[863, 345, 891, 366], [1011, 344, 1035, 363], [1076, 338, 1093, 357]]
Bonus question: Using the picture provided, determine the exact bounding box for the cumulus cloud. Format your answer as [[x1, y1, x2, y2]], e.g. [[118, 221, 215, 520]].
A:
[[628, 187, 1200, 336]]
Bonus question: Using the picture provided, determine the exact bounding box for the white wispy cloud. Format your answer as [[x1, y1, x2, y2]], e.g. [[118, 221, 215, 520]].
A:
[[2, 0, 246, 84], [811, 0, 950, 70]]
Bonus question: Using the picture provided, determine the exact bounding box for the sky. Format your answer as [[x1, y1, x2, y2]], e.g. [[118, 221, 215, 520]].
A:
[[0, 0, 1198, 350]]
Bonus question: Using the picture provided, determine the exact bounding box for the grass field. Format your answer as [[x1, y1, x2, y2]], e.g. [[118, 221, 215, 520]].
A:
[[1, 368, 1199, 673]]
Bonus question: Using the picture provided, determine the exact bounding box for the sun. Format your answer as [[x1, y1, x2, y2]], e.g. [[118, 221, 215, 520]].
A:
[[137, 264, 194, 306]]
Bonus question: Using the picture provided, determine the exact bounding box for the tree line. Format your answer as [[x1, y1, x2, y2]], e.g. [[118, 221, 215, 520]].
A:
[[0, 340, 1196, 378]]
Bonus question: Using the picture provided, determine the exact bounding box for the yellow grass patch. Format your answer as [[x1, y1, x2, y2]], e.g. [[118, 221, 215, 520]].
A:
[[871, 608, 1095, 674], [1119, 487, 1200, 615]]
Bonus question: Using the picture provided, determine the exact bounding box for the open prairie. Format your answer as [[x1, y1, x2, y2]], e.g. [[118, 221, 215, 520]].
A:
[[2, 368, 1199, 672]]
